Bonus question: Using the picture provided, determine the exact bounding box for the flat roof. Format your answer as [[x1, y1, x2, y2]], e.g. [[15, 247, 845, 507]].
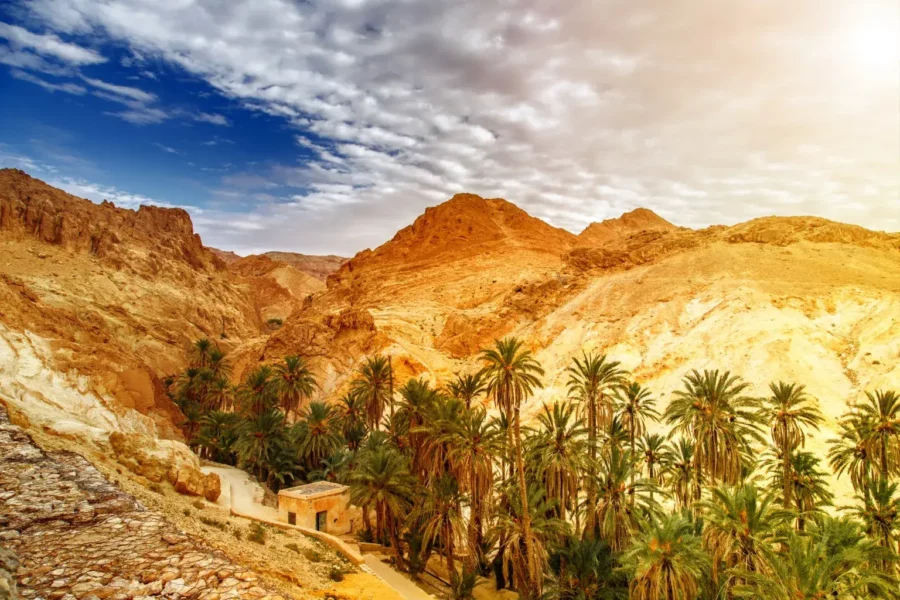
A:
[[279, 481, 348, 500]]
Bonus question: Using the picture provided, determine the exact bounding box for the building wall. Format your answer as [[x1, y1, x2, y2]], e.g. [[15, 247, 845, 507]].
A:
[[277, 490, 354, 535]]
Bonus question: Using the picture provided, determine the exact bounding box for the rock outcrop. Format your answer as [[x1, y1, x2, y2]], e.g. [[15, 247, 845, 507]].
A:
[[0, 405, 281, 599], [576, 207, 677, 246]]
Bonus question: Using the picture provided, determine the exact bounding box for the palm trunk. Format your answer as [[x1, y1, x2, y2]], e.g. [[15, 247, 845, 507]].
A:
[[782, 447, 792, 511], [585, 392, 597, 538], [629, 429, 636, 508], [513, 407, 537, 597]]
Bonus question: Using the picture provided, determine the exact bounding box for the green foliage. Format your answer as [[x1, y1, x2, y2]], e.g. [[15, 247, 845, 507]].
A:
[[171, 336, 900, 600]]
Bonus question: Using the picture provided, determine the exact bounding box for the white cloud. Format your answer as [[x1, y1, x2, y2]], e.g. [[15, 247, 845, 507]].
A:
[[0, 21, 105, 65], [153, 142, 180, 154], [193, 112, 229, 126], [13, 0, 900, 254], [10, 68, 86, 94], [81, 76, 156, 103]]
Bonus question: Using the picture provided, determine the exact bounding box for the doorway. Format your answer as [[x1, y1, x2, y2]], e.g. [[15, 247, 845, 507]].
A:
[[316, 510, 327, 532], [288, 512, 296, 525]]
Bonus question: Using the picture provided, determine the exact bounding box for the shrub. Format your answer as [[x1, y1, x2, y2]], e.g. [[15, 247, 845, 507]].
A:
[[329, 566, 346, 582], [200, 516, 227, 531], [192, 500, 205, 510], [267, 318, 283, 329], [183, 508, 191, 516], [248, 522, 267, 545], [303, 548, 323, 562], [285, 543, 301, 554], [148, 483, 163, 494], [232, 528, 242, 541]]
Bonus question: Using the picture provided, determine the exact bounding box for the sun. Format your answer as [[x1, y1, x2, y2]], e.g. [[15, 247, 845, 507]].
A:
[[844, 16, 899, 77]]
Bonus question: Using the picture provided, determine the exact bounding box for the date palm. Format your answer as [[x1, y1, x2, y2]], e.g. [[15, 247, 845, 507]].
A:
[[761, 382, 822, 511], [195, 410, 240, 463], [274, 355, 317, 421], [190, 337, 214, 368], [397, 378, 441, 477], [668, 438, 698, 510], [292, 401, 343, 470], [846, 477, 900, 568], [621, 514, 710, 600], [208, 347, 231, 380], [352, 355, 393, 431], [700, 483, 790, 588], [763, 450, 832, 531], [335, 392, 367, 450], [237, 365, 278, 417], [733, 516, 900, 599], [349, 445, 416, 563], [547, 537, 628, 600], [416, 475, 469, 574], [636, 434, 673, 500], [447, 371, 488, 410], [440, 407, 502, 571], [529, 402, 587, 523], [481, 337, 544, 597], [234, 408, 288, 482], [567, 353, 626, 537], [590, 445, 658, 551], [828, 414, 874, 492], [858, 389, 900, 480], [664, 369, 763, 497], [615, 382, 660, 499]]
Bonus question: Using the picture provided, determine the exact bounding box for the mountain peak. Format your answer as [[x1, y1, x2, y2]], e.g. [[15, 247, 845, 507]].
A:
[[577, 207, 676, 246]]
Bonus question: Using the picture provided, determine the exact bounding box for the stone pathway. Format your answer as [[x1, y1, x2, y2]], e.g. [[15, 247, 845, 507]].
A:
[[0, 405, 287, 599]]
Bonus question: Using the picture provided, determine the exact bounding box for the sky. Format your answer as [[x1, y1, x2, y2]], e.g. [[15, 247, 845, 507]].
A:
[[0, 0, 897, 257]]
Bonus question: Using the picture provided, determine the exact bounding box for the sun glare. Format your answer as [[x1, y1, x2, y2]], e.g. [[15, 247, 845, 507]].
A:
[[844, 17, 899, 78]]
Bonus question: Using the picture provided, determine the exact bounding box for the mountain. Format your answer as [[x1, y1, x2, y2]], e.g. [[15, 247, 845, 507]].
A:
[[2, 170, 899, 508], [577, 207, 677, 246], [261, 252, 345, 281]]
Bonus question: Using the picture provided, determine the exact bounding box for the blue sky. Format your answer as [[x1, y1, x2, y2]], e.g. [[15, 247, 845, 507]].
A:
[[1, 1, 897, 256]]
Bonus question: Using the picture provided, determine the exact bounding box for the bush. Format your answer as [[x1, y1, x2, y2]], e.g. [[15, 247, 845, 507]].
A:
[[329, 566, 346, 582], [248, 522, 267, 545], [449, 568, 478, 600], [285, 543, 301, 554], [148, 483, 163, 494], [232, 528, 242, 541], [200, 516, 227, 531], [303, 548, 323, 562], [267, 318, 283, 329], [192, 500, 205, 510], [183, 508, 191, 516]]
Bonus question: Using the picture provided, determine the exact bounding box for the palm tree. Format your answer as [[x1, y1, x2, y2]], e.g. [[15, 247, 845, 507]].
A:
[[447, 371, 488, 410], [636, 434, 672, 501], [195, 410, 240, 463], [349, 446, 416, 565], [858, 389, 900, 480], [397, 378, 441, 477], [528, 403, 587, 523], [481, 337, 544, 597], [205, 376, 234, 413], [828, 414, 874, 492], [615, 382, 660, 498], [335, 392, 367, 450], [234, 408, 288, 483], [700, 483, 790, 588], [274, 355, 317, 421], [591, 446, 657, 551], [668, 438, 698, 510], [207, 347, 232, 379], [621, 514, 710, 600], [440, 407, 502, 571], [416, 475, 469, 574], [238, 365, 278, 417], [190, 338, 214, 368], [292, 401, 343, 470], [847, 477, 900, 568], [786, 451, 833, 531], [547, 537, 628, 600], [566, 353, 625, 537], [733, 516, 900, 599], [352, 355, 393, 431], [664, 369, 763, 498], [761, 382, 822, 511], [494, 486, 568, 597]]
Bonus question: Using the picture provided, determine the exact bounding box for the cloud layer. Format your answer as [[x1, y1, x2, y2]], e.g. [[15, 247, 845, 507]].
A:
[[8, 0, 900, 254]]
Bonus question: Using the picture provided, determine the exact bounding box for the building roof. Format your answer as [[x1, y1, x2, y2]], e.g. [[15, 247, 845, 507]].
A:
[[278, 481, 348, 500]]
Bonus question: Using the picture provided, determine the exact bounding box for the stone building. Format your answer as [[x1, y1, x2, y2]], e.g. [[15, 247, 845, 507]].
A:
[[277, 482, 354, 535]]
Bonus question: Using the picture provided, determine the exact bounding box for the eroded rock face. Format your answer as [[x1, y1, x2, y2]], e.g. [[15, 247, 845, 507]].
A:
[[109, 432, 221, 501], [0, 405, 279, 599], [0, 545, 17, 600]]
